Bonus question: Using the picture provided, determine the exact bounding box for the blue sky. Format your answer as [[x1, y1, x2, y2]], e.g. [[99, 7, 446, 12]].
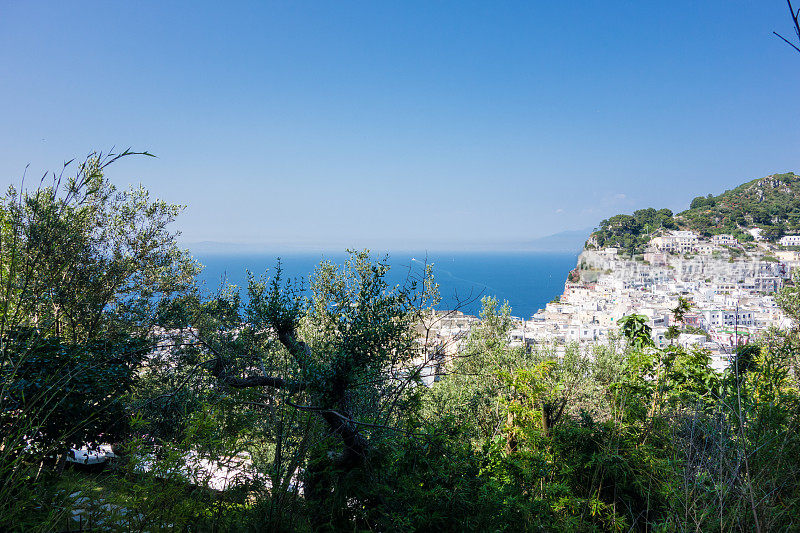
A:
[[1, 1, 799, 250]]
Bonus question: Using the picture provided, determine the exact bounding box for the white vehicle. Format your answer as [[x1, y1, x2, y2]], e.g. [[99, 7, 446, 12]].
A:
[[67, 445, 116, 466]]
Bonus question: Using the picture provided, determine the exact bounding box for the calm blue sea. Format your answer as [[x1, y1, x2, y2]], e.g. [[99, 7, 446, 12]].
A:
[[193, 251, 577, 319]]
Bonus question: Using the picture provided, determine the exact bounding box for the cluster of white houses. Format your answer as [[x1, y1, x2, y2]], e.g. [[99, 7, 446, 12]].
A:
[[537, 234, 796, 364], [649, 229, 800, 254], [649, 230, 739, 255], [423, 230, 800, 373]]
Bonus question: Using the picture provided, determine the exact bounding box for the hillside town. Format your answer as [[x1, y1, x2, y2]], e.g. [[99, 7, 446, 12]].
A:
[[424, 229, 800, 373]]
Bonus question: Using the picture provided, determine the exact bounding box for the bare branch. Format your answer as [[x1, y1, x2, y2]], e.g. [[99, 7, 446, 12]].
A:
[[775, 0, 800, 53], [773, 31, 800, 53]]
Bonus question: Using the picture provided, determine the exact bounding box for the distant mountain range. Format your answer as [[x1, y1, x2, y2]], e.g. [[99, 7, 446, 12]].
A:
[[524, 228, 593, 252], [183, 171, 800, 258]]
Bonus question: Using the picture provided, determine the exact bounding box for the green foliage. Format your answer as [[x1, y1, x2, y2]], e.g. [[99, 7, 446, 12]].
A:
[[590, 172, 800, 250], [592, 208, 675, 253], [775, 270, 800, 331], [140, 250, 444, 529], [0, 152, 198, 343], [424, 297, 529, 443], [0, 151, 199, 530], [678, 172, 800, 239], [618, 313, 654, 349], [690, 194, 716, 209], [7, 157, 800, 531], [664, 297, 692, 344], [2, 329, 148, 452], [672, 296, 691, 324]]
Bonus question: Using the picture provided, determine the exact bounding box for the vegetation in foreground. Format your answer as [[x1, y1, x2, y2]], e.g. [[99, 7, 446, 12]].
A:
[[3, 154, 800, 532]]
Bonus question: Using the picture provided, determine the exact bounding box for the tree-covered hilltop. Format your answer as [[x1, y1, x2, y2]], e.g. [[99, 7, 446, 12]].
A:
[[678, 172, 800, 240], [590, 208, 676, 252], [588, 172, 800, 252]]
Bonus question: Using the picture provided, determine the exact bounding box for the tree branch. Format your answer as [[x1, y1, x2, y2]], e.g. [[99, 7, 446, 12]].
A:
[[214, 372, 307, 393], [774, 0, 800, 54], [773, 30, 800, 54], [190, 330, 309, 393]]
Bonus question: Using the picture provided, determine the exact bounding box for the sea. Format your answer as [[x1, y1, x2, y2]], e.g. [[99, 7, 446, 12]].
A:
[[193, 251, 578, 320]]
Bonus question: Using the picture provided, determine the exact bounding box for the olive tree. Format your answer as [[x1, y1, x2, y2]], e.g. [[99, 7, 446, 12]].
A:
[[164, 251, 441, 526], [0, 151, 199, 529]]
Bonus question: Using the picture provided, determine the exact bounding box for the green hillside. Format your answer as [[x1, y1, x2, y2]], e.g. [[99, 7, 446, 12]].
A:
[[677, 172, 800, 240], [589, 172, 800, 252]]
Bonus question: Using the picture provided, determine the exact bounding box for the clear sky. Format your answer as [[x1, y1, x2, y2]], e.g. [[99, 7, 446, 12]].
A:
[[1, 1, 799, 250]]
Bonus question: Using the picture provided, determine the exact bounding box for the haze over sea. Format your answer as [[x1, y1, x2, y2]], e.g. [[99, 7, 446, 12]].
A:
[[194, 252, 578, 319]]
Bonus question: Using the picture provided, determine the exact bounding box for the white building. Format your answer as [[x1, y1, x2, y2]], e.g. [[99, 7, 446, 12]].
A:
[[643, 250, 668, 266], [651, 231, 699, 254], [711, 234, 737, 246], [776, 250, 800, 262], [779, 235, 800, 247], [702, 309, 754, 328], [696, 243, 716, 255]]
